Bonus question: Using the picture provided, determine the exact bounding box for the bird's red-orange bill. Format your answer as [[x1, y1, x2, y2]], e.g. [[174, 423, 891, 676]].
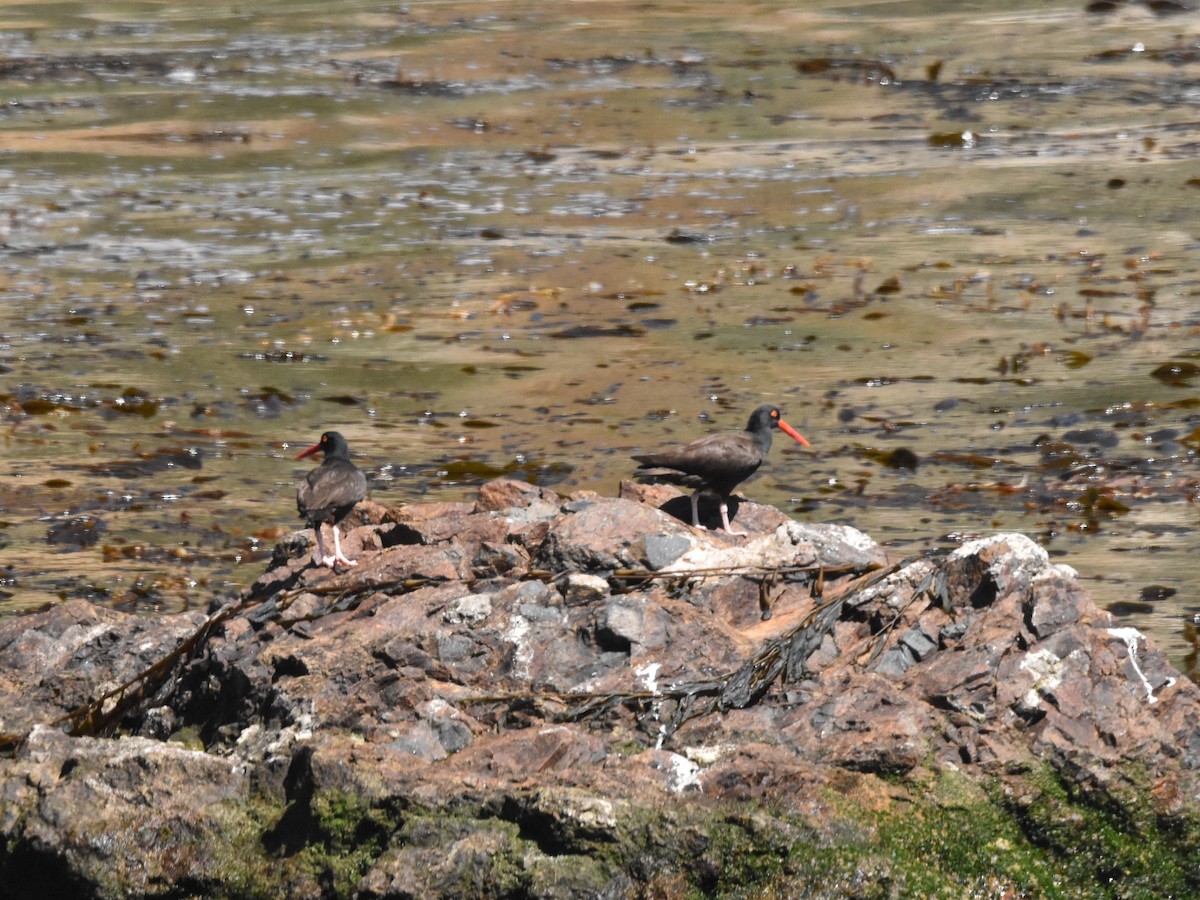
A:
[[778, 419, 810, 447]]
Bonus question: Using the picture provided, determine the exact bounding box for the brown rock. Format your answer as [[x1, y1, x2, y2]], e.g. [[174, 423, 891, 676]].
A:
[[474, 478, 562, 513], [533, 497, 687, 573], [1, 484, 1199, 898]]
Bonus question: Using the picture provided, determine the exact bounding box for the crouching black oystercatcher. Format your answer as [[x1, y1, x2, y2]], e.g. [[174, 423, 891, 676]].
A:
[[296, 431, 367, 568], [633, 404, 809, 534]]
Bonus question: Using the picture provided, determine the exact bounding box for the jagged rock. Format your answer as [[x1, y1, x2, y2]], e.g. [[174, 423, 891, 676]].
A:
[[532, 496, 687, 574], [0, 601, 208, 737], [2, 724, 254, 894], [1, 481, 1199, 898]]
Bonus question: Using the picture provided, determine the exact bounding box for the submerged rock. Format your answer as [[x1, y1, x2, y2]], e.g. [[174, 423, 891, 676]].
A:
[[0, 480, 1198, 898]]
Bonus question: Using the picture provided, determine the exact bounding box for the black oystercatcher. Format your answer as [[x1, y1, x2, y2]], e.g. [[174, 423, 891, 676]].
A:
[[296, 431, 367, 568], [633, 404, 809, 534]]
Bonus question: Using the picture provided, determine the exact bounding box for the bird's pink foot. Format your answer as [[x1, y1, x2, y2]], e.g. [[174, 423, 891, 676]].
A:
[[719, 503, 747, 535], [329, 526, 356, 569]]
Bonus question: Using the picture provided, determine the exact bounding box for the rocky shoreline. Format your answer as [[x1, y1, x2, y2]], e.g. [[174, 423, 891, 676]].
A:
[[2, 479, 1198, 898]]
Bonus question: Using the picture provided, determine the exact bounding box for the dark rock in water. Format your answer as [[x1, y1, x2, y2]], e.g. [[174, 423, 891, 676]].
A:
[[1140, 584, 1178, 602], [1062, 427, 1120, 449], [1108, 599, 1155, 617], [45, 514, 106, 547], [1, 479, 1199, 898], [881, 446, 920, 469]]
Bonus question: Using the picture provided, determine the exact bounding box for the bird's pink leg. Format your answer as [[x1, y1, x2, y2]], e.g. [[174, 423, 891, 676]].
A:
[[330, 524, 357, 568], [719, 500, 748, 536], [689, 491, 705, 529]]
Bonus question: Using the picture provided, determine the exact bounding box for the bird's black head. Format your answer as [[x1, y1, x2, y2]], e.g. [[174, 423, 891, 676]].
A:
[[296, 430, 351, 460], [745, 404, 783, 431], [746, 404, 809, 446]]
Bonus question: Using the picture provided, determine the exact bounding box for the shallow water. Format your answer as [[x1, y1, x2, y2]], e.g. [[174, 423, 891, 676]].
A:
[[3, 0, 1200, 670]]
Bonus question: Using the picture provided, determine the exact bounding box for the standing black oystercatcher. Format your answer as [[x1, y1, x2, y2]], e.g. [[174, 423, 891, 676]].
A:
[[633, 404, 809, 534], [296, 431, 367, 569]]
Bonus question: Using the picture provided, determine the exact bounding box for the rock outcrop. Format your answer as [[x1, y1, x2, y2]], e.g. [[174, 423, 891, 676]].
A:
[[1, 479, 1198, 898]]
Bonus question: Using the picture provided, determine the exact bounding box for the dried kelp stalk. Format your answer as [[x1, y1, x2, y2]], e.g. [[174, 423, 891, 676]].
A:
[[854, 558, 941, 669], [476, 560, 903, 744], [644, 591, 849, 742], [51, 572, 443, 742], [512, 591, 842, 743], [53, 583, 304, 740]]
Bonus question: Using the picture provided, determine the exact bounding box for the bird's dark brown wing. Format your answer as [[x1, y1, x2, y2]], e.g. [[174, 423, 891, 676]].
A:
[[634, 433, 763, 494], [297, 459, 367, 524]]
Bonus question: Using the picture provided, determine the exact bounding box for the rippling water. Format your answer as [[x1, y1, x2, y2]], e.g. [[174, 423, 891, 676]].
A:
[[3, 0, 1200, 671]]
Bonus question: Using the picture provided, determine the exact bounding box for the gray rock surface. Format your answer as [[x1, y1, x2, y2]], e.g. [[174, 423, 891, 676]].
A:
[[0, 480, 1197, 898]]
